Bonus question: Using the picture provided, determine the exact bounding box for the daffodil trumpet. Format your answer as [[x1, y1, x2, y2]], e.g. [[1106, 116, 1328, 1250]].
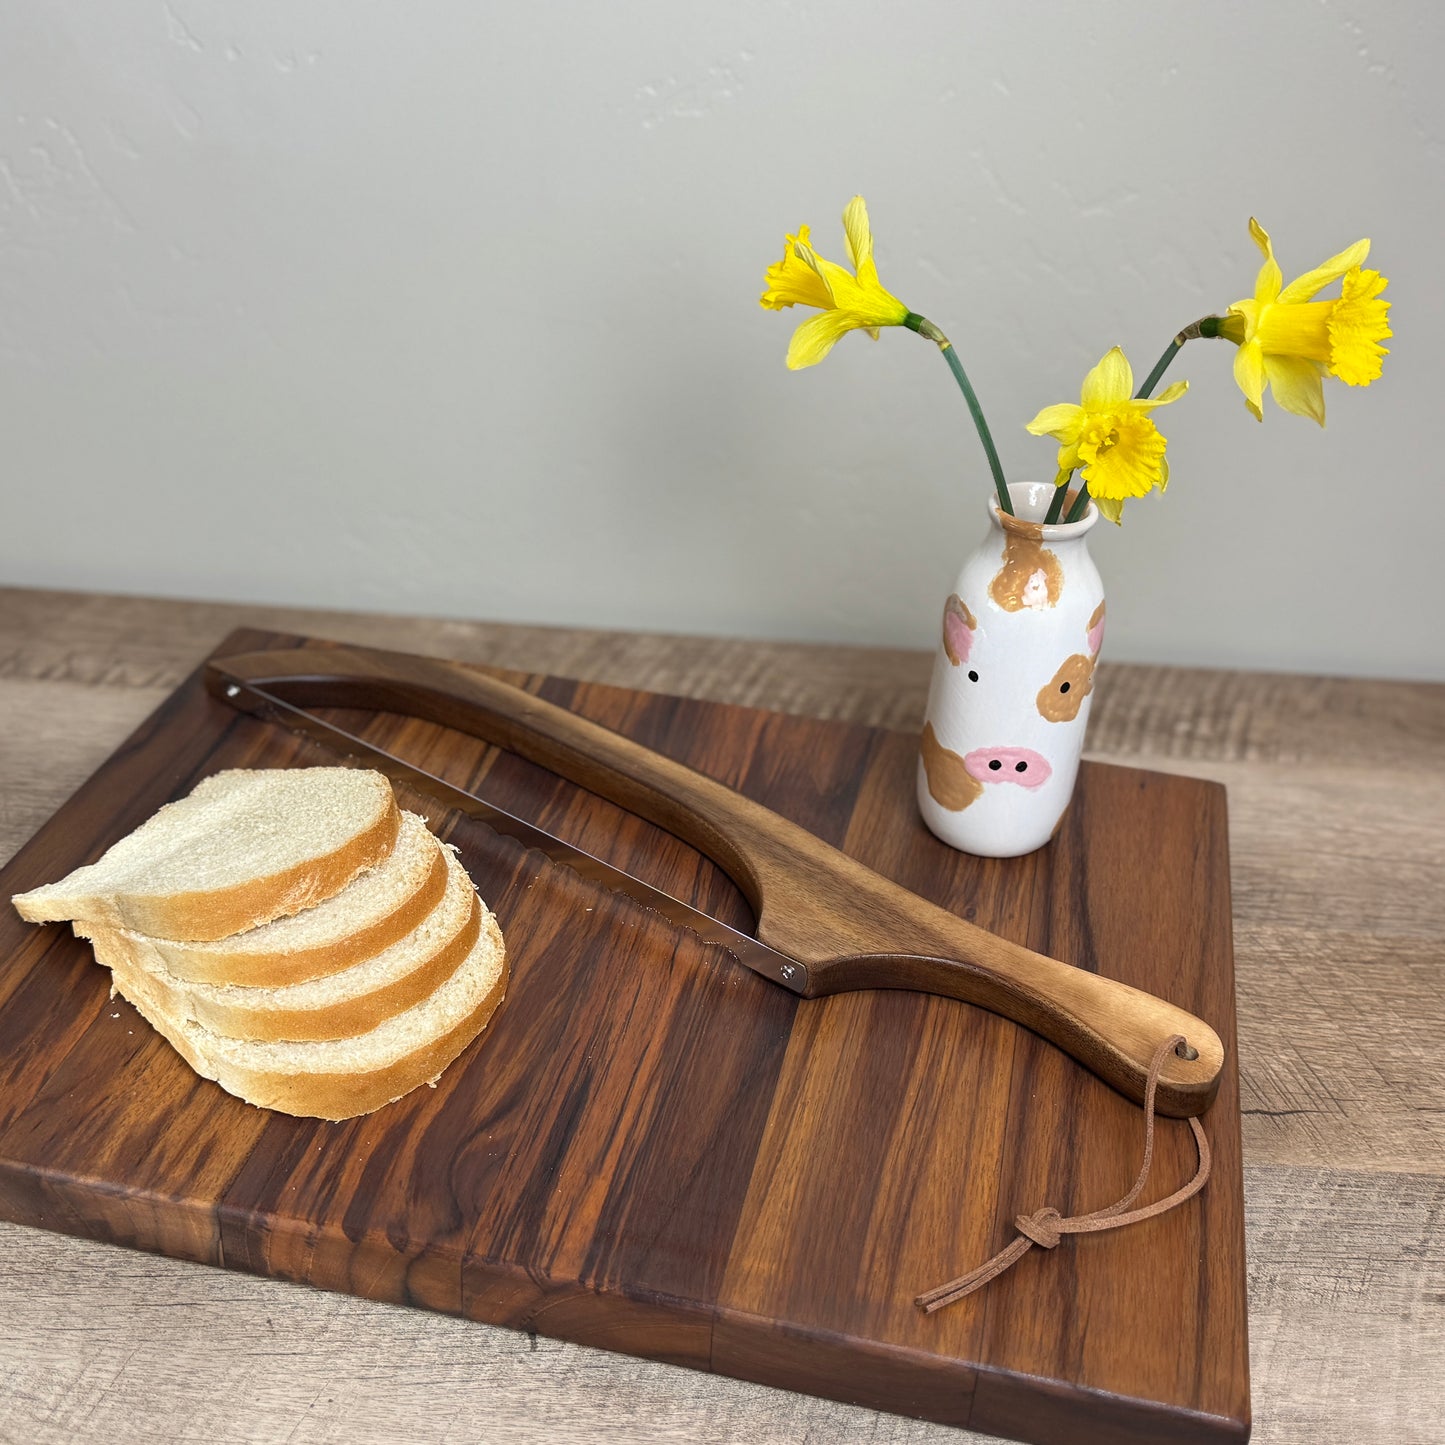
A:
[[764, 205, 1391, 533], [1026, 347, 1188, 527], [1220, 219, 1391, 424], [1040, 316, 1229, 525], [761, 196, 1013, 515]]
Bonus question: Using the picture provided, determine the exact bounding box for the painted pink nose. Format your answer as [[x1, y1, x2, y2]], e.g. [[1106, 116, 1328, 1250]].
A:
[[963, 746, 1052, 789]]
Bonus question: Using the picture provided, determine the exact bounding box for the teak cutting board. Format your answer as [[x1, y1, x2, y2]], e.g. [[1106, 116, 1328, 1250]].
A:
[[0, 629, 1249, 1444]]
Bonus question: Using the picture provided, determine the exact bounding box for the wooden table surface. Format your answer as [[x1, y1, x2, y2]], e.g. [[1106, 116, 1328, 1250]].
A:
[[1, 585, 1441, 1445]]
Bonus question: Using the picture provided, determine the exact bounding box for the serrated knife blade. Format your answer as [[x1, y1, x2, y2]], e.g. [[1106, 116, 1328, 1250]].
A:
[[213, 670, 809, 995]]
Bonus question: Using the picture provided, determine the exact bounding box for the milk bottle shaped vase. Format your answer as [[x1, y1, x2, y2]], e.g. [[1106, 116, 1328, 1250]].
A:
[[918, 481, 1105, 857]]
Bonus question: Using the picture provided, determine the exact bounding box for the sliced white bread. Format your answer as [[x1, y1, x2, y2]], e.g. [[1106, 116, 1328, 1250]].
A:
[[74, 810, 449, 990], [90, 842, 481, 1041], [92, 909, 509, 1120], [13, 767, 400, 942]]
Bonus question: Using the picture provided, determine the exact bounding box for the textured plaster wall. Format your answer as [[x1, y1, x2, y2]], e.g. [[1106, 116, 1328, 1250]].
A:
[[0, 1, 1439, 680]]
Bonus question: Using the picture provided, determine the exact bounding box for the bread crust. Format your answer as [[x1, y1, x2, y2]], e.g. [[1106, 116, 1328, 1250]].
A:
[[111, 913, 508, 1120], [88, 831, 451, 989], [99, 894, 482, 1042], [15, 766, 508, 1121], [125, 795, 402, 941], [14, 773, 401, 941]]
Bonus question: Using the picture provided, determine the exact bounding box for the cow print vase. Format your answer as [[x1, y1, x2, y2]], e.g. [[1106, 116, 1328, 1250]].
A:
[[919, 481, 1105, 857]]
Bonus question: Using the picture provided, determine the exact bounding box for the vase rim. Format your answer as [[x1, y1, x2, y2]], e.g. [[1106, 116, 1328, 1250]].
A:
[[988, 481, 1098, 539]]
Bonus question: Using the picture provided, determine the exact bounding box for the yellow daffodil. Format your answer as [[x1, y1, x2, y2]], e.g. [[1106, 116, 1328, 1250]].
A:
[[1025, 347, 1187, 524], [760, 196, 911, 369], [1223, 219, 1391, 424]]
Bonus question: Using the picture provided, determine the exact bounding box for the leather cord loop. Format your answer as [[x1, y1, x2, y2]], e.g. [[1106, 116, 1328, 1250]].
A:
[[916, 1034, 1213, 1314], [1014, 1209, 1063, 1249]]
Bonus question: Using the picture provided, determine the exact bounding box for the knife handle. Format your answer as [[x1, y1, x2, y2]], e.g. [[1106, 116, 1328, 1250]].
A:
[[209, 644, 1224, 1117]]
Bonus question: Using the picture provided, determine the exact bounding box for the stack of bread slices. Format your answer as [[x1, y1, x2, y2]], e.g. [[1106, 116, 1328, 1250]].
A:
[[11, 767, 507, 1120]]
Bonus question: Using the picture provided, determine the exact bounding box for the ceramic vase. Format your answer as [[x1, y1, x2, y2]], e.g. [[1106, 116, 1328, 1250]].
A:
[[917, 481, 1105, 857]]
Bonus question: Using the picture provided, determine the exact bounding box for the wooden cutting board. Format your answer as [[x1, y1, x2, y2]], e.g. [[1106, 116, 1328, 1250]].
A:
[[0, 628, 1249, 1444]]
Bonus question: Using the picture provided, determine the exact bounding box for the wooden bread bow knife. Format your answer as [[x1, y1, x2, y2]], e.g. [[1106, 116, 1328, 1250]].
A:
[[206, 644, 1224, 1118]]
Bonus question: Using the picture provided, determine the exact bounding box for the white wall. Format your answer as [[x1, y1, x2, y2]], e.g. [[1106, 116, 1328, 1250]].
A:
[[1, 1, 1439, 680]]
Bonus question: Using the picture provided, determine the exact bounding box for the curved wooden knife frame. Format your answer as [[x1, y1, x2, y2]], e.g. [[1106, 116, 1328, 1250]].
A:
[[208, 644, 1225, 1118]]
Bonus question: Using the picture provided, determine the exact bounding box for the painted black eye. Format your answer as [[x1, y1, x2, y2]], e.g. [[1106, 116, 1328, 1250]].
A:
[[1060, 681, 1071, 693], [1015, 761, 1028, 772], [988, 759, 1002, 771], [968, 670, 979, 682]]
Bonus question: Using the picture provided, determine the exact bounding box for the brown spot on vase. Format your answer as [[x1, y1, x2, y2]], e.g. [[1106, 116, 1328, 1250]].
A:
[[942, 594, 977, 666], [920, 722, 984, 811], [989, 512, 1063, 612], [1087, 599, 1106, 656], [1037, 653, 1096, 723]]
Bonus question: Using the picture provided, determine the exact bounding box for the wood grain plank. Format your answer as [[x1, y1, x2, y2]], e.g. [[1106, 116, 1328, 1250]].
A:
[[0, 1221, 969, 1445], [2, 586, 1442, 1445], [5, 1161, 1438, 1445], [1101, 757, 1445, 1175], [1087, 663, 1445, 772], [1235, 929, 1444, 1172], [210, 643, 1224, 1114], [0, 587, 933, 731], [1243, 1164, 1445, 1445], [714, 744, 1248, 1440], [7, 586, 1440, 762], [0, 677, 171, 861], [0, 629, 1247, 1443]]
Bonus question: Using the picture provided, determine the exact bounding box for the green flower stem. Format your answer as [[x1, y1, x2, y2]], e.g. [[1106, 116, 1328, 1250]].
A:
[[1137, 339, 1184, 401], [1064, 480, 1091, 523], [1138, 314, 1230, 399], [1065, 315, 1231, 526], [905, 313, 1012, 515], [1043, 469, 1074, 525]]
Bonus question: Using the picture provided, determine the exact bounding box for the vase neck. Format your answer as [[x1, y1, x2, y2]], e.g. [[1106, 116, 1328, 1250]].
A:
[[991, 482, 1097, 542]]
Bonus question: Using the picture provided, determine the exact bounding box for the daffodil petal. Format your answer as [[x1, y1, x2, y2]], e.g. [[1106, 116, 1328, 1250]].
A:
[[762, 198, 909, 360], [1093, 493, 1125, 525], [1158, 455, 1170, 493], [842, 195, 872, 275], [1233, 341, 1266, 421], [1225, 299, 1259, 343], [760, 263, 832, 311], [1249, 219, 1282, 305], [785, 309, 860, 369], [1254, 255, 1283, 307], [1030, 351, 1179, 519], [831, 272, 910, 327], [760, 226, 835, 311], [1025, 402, 1084, 438], [1278, 238, 1371, 305], [1081, 346, 1134, 409], [796, 240, 856, 300], [810, 254, 905, 322], [1134, 379, 1189, 410], [1263, 354, 1327, 425]]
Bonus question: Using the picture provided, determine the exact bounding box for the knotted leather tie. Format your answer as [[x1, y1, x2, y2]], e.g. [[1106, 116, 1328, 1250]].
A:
[[916, 1033, 1213, 1313]]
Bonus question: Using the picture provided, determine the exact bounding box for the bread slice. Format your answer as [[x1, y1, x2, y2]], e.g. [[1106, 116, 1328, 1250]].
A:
[[90, 842, 481, 1041], [74, 810, 448, 990], [94, 907, 508, 1119], [13, 767, 400, 942]]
